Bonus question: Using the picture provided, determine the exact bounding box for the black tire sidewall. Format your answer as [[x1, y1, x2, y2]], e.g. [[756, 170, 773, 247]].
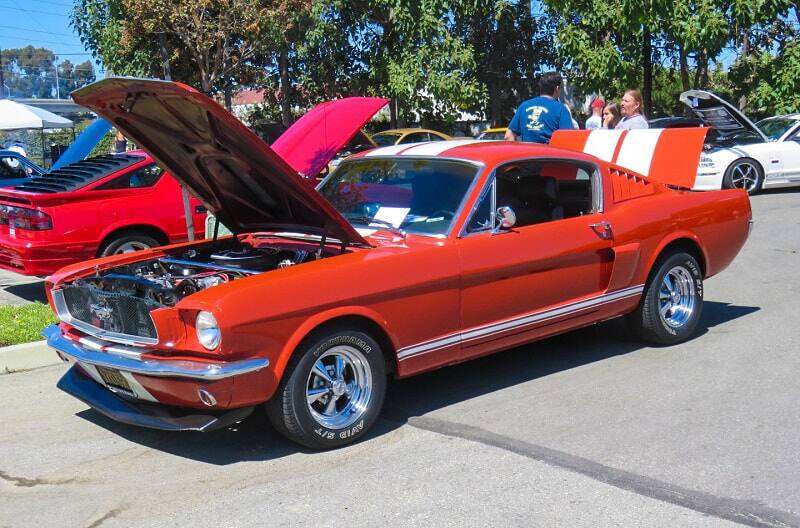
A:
[[99, 233, 159, 257], [640, 252, 704, 344], [723, 159, 763, 195], [283, 330, 386, 449]]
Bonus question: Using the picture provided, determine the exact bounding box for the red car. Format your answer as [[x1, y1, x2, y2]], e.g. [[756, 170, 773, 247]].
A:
[[0, 152, 206, 276], [44, 79, 751, 449]]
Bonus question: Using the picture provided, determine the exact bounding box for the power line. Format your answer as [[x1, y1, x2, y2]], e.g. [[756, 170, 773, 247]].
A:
[[0, 5, 70, 17], [0, 35, 84, 47], [29, 0, 74, 6], [0, 24, 75, 37]]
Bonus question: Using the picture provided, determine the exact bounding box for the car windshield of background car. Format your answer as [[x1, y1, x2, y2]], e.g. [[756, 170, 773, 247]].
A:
[[318, 157, 479, 237], [756, 118, 796, 141], [371, 133, 402, 146]]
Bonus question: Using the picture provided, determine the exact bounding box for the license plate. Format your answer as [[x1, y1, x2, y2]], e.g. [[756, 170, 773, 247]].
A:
[[96, 366, 132, 392]]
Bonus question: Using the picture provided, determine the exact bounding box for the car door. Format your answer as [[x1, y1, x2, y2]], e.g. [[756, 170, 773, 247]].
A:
[[456, 158, 614, 355], [778, 125, 800, 181]]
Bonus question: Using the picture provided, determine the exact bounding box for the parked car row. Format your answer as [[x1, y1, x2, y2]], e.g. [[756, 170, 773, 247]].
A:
[[40, 77, 751, 451]]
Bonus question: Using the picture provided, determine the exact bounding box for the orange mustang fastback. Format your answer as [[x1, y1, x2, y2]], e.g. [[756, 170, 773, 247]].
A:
[[43, 78, 752, 449]]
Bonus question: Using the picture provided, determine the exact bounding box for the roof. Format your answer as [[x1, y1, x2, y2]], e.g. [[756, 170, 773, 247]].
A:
[[12, 153, 146, 194], [374, 128, 446, 135], [352, 139, 599, 167], [232, 89, 266, 106], [0, 99, 74, 130]]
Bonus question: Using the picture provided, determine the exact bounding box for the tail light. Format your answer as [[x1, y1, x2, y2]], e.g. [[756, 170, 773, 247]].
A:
[[0, 205, 53, 230]]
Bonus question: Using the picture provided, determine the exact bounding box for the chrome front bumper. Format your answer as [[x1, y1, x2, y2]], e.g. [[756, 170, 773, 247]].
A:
[[43, 324, 269, 381]]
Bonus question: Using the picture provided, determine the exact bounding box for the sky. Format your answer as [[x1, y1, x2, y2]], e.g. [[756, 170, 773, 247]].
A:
[[0, 0, 103, 77]]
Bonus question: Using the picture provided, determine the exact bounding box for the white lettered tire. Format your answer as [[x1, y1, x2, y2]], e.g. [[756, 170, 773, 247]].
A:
[[628, 252, 704, 345], [267, 329, 386, 449]]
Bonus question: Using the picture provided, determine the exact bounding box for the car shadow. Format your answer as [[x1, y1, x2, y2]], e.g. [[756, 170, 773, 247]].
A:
[[74, 300, 758, 465], [4, 281, 47, 304]]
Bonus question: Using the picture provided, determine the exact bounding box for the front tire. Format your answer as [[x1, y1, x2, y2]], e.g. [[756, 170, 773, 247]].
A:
[[628, 252, 703, 345], [267, 329, 386, 449], [723, 158, 763, 195]]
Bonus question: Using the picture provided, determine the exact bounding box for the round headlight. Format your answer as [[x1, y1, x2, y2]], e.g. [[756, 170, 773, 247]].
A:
[[196, 311, 221, 350]]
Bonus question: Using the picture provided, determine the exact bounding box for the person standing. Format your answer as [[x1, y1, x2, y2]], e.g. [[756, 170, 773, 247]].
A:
[[585, 98, 605, 130], [615, 89, 649, 130], [505, 72, 575, 143], [603, 102, 622, 129], [114, 130, 128, 154]]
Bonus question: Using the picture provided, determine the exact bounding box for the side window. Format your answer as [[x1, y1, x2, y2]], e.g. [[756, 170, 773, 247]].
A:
[[466, 159, 598, 233], [428, 133, 445, 142], [399, 133, 426, 144], [466, 181, 494, 233], [95, 164, 164, 190]]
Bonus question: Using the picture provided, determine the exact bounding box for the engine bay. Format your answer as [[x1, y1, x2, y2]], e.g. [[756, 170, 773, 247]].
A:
[[69, 238, 327, 307]]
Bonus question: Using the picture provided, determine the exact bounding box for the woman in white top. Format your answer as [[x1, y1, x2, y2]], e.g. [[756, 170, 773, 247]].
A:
[[615, 89, 649, 130]]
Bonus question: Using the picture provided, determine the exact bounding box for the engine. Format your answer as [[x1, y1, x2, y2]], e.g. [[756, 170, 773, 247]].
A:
[[70, 241, 315, 308]]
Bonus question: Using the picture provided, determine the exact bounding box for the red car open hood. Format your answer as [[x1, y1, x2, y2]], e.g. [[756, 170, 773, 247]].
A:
[[72, 78, 384, 245], [272, 97, 386, 180]]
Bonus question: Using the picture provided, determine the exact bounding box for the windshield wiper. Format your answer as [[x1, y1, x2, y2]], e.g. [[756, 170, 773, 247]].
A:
[[349, 216, 407, 238]]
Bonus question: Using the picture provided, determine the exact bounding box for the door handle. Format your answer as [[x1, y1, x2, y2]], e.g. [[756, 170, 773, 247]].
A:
[[589, 221, 613, 239]]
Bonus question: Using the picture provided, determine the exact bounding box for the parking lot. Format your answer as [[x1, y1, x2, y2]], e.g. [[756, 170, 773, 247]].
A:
[[1, 189, 798, 528]]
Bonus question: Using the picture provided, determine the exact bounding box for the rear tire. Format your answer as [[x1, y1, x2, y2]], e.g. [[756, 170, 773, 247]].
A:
[[98, 232, 160, 257], [266, 329, 386, 449], [723, 158, 763, 195], [628, 252, 703, 345]]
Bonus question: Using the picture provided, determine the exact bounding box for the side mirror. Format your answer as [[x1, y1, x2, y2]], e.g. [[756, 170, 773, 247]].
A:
[[493, 206, 516, 233]]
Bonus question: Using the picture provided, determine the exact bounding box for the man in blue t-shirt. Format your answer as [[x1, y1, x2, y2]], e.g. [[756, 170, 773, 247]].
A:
[[505, 72, 575, 143]]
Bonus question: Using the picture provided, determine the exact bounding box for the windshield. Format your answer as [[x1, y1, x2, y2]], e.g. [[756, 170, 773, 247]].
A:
[[756, 117, 796, 141], [372, 133, 402, 147], [478, 131, 506, 140], [318, 157, 479, 236]]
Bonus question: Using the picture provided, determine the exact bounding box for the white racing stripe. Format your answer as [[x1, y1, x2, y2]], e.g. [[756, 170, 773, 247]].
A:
[[584, 130, 625, 161], [397, 285, 644, 361], [364, 144, 415, 156], [398, 139, 484, 156], [615, 129, 663, 176]]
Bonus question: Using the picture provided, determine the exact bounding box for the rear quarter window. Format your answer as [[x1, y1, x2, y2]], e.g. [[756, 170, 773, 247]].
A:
[[94, 164, 164, 190]]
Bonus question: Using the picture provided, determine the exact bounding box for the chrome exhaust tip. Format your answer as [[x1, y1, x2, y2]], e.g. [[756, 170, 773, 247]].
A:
[[198, 388, 217, 407]]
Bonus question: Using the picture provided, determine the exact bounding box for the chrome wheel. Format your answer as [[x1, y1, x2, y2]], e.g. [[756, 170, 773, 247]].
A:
[[306, 345, 373, 430], [729, 161, 760, 193], [658, 266, 697, 329], [114, 240, 152, 253]]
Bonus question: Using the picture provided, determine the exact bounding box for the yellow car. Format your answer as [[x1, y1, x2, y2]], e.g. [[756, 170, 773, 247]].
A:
[[477, 127, 508, 140], [371, 128, 451, 146]]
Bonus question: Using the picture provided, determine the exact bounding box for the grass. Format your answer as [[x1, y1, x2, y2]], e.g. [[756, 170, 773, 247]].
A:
[[0, 303, 58, 347]]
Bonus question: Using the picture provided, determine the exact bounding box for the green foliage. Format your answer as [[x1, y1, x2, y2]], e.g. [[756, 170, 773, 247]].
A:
[[0, 303, 57, 347], [0, 46, 95, 98]]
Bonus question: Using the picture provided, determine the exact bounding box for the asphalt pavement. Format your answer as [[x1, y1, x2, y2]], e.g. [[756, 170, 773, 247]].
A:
[[1, 188, 798, 527]]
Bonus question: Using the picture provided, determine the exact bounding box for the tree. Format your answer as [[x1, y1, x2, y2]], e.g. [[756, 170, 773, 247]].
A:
[[0, 45, 95, 98]]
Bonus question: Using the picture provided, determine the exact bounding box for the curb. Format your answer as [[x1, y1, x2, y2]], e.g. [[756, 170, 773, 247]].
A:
[[0, 340, 60, 374]]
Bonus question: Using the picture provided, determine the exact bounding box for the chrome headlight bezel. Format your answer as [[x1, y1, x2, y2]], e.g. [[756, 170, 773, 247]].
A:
[[196, 311, 221, 350]]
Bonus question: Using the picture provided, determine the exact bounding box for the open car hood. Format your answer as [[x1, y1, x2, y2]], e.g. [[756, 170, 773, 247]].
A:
[[272, 98, 385, 180], [72, 78, 385, 245], [679, 90, 767, 142]]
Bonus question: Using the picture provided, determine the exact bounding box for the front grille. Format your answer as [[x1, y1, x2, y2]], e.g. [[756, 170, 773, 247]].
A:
[[60, 285, 160, 341]]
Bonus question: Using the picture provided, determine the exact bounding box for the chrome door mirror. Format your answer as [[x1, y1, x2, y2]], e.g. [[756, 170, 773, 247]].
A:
[[493, 206, 516, 233]]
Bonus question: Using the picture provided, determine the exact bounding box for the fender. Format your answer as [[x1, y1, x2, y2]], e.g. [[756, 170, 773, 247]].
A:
[[274, 305, 401, 381], [637, 230, 709, 285]]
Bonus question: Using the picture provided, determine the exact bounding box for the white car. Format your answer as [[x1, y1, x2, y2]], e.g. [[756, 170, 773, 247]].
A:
[[681, 90, 800, 194]]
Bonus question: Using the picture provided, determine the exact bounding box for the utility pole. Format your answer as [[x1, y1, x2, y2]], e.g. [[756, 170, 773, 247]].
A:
[[158, 31, 195, 241], [54, 55, 60, 99], [0, 48, 5, 99]]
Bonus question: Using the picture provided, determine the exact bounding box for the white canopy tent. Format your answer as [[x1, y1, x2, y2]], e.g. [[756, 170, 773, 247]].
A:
[[0, 99, 74, 166]]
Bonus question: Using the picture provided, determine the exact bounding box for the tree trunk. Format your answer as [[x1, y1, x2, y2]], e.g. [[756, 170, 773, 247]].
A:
[[224, 83, 232, 111], [489, 80, 501, 126], [390, 98, 398, 129], [678, 43, 690, 92], [279, 49, 292, 126], [642, 26, 653, 117]]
